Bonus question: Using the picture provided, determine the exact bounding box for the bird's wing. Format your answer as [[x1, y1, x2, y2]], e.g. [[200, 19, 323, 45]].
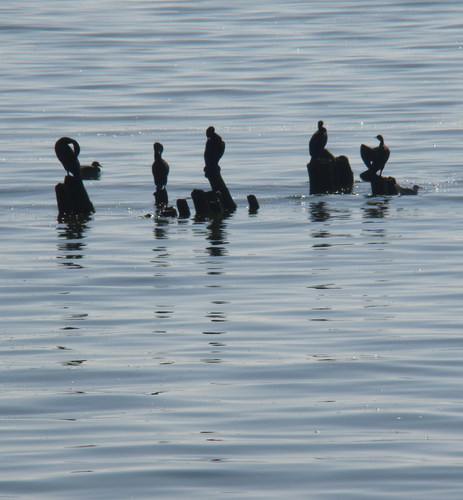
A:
[[383, 148, 390, 164], [360, 144, 374, 168], [219, 139, 225, 160]]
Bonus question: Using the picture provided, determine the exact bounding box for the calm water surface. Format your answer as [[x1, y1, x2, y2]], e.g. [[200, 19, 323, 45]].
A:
[[1, 1, 463, 498]]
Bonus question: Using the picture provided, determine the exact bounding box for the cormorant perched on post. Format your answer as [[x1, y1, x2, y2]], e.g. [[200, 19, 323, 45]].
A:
[[309, 120, 328, 159], [201, 126, 236, 212], [204, 126, 225, 177], [55, 137, 81, 178], [360, 135, 390, 177], [152, 142, 169, 191]]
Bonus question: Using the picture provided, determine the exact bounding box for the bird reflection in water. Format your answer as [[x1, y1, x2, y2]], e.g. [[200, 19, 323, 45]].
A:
[[309, 201, 331, 222], [205, 216, 229, 257], [203, 301, 228, 355], [56, 215, 91, 269], [151, 245, 171, 272], [206, 310, 227, 322], [362, 199, 390, 241], [308, 201, 332, 247], [362, 198, 390, 219], [154, 305, 174, 319], [152, 217, 172, 240]]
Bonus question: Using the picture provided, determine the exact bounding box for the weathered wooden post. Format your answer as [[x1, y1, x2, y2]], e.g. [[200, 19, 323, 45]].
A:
[[191, 189, 211, 217], [176, 198, 191, 218], [370, 175, 399, 195], [247, 194, 259, 213], [307, 152, 354, 194]]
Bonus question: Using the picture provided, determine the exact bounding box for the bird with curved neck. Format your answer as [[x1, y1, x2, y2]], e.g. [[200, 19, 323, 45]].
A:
[[360, 134, 390, 177], [204, 126, 225, 177], [55, 137, 81, 178], [309, 120, 328, 160], [152, 142, 169, 191]]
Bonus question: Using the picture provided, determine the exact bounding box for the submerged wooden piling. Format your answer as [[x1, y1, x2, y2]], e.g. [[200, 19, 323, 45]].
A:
[[191, 189, 211, 217], [307, 151, 354, 194], [154, 188, 169, 207], [367, 174, 418, 196], [370, 175, 399, 196], [247, 194, 259, 213], [204, 170, 236, 212], [55, 175, 95, 217], [176, 198, 191, 218]]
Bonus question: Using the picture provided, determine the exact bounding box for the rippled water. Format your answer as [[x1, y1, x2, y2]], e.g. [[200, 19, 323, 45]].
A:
[[2, 1, 463, 498]]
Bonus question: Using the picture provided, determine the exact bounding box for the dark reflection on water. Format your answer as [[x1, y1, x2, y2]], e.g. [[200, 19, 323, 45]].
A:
[[154, 305, 174, 319], [61, 359, 87, 367], [308, 284, 341, 290], [361, 199, 390, 242], [363, 227, 387, 241], [312, 229, 331, 239], [152, 217, 172, 240], [309, 201, 331, 222], [205, 216, 229, 257], [59, 312, 88, 335], [206, 299, 228, 324], [309, 201, 352, 222], [312, 241, 332, 250], [362, 198, 390, 219], [65, 313, 88, 321], [206, 311, 227, 322], [206, 267, 223, 276], [151, 245, 171, 270], [56, 215, 91, 269], [192, 215, 230, 277], [308, 201, 354, 250], [151, 217, 173, 276], [310, 202, 331, 246], [209, 341, 226, 347], [203, 299, 228, 341]]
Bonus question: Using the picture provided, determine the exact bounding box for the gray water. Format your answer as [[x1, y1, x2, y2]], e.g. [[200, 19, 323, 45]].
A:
[[1, 1, 463, 498]]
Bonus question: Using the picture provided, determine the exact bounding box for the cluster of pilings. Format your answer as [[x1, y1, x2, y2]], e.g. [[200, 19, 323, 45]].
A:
[[55, 128, 259, 220], [306, 123, 417, 196], [151, 126, 259, 218], [55, 124, 418, 219]]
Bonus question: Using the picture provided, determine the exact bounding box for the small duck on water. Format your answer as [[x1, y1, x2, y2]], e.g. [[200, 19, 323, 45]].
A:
[[397, 183, 419, 195], [80, 161, 102, 179]]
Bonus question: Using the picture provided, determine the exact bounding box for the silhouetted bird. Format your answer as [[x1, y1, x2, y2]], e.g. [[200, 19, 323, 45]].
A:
[[152, 142, 169, 190], [55, 137, 81, 178], [204, 126, 225, 175], [309, 120, 328, 159], [80, 161, 102, 179], [360, 135, 390, 176]]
